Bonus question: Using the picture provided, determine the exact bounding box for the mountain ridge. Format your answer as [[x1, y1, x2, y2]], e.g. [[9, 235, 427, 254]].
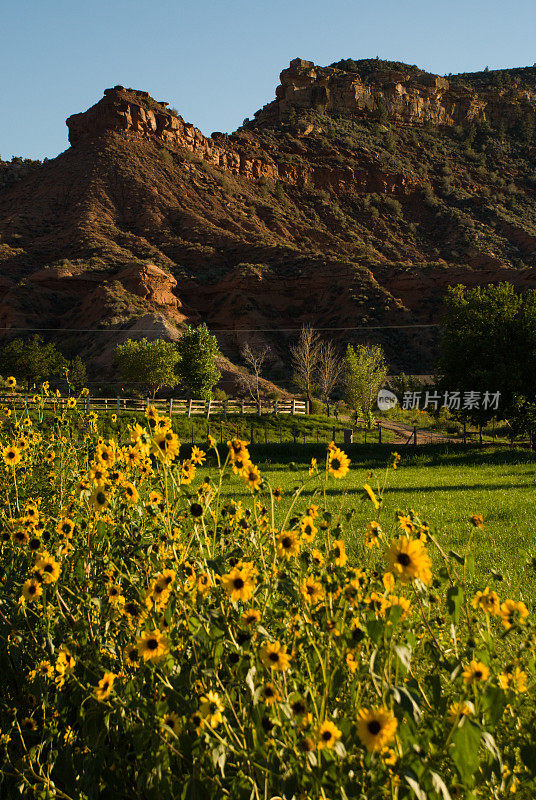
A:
[[1, 57, 536, 384]]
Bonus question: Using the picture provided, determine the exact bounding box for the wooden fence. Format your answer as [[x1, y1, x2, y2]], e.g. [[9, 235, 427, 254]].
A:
[[0, 395, 309, 417]]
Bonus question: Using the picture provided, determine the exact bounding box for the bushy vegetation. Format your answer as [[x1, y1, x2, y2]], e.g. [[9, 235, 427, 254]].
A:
[[1, 389, 536, 797]]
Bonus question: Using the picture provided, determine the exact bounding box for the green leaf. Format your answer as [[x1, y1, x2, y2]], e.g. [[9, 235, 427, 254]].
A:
[[394, 644, 412, 673], [464, 553, 475, 575], [366, 619, 383, 644], [520, 744, 536, 775], [450, 719, 482, 786], [481, 685, 506, 726], [446, 585, 463, 626]]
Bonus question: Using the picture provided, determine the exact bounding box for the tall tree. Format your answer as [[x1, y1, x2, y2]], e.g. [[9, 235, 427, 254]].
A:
[[238, 343, 271, 404], [290, 324, 320, 404], [317, 340, 343, 417], [114, 338, 180, 398], [176, 324, 221, 400], [438, 282, 536, 422], [0, 335, 68, 387], [344, 343, 387, 426]]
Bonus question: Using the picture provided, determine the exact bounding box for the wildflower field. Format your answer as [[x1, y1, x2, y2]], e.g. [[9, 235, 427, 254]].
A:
[[1, 388, 536, 799]]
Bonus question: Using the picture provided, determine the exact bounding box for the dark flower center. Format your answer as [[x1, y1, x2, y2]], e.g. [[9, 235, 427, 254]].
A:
[[322, 730, 332, 741], [331, 459, 341, 470], [269, 652, 279, 662], [397, 553, 411, 567], [147, 638, 158, 650], [233, 577, 245, 589], [282, 537, 292, 549], [474, 670, 482, 679], [367, 720, 382, 735]]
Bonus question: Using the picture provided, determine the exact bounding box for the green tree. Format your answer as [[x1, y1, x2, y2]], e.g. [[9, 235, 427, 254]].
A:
[[0, 335, 68, 387], [175, 324, 221, 400], [438, 282, 536, 423], [114, 338, 180, 398], [344, 343, 387, 426]]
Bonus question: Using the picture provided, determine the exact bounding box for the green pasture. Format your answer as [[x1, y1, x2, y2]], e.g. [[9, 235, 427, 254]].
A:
[[198, 444, 536, 603]]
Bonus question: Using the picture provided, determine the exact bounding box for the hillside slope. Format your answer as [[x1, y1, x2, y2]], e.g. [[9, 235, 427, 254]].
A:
[[2, 58, 536, 380]]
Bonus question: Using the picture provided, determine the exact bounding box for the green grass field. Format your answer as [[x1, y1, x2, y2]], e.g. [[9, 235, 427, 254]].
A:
[[201, 444, 536, 602]]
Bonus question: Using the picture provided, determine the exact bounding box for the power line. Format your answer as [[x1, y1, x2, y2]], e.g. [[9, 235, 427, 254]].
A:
[[0, 323, 440, 334]]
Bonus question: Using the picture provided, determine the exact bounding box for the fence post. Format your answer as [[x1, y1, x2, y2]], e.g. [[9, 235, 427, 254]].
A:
[[414, 425, 417, 447], [146, 397, 150, 408], [292, 399, 296, 415], [104, 398, 108, 411], [258, 398, 262, 416], [241, 400, 244, 415], [306, 400, 310, 415], [207, 400, 211, 419], [117, 397, 120, 411], [223, 399, 227, 418], [169, 398, 173, 416], [187, 399, 192, 418]]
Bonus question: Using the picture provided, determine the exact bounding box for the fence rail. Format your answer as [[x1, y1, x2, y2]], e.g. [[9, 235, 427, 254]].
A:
[[0, 395, 309, 416]]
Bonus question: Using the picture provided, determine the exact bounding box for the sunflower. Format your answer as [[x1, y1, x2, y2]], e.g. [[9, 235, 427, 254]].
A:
[[328, 447, 350, 478], [221, 566, 256, 602], [260, 641, 291, 672], [66, 397, 77, 409], [190, 446, 206, 465], [124, 645, 141, 668], [21, 578, 43, 603], [499, 599, 529, 629], [122, 482, 139, 504], [300, 516, 317, 542], [6, 376, 16, 388], [151, 431, 180, 462], [34, 552, 61, 584], [181, 459, 196, 485], [272, 486, 283, 502], [331, 539, 348, 567], [90, 488, 110, 513], [471, 587, 500, 615], [276, 530, 300, 560], [363, 483, 380, 509], [498, 666, 528, 693], [12, 528, 29, 547], [89, 464, 108, 486], [197, 573, 212, 595], [20, 717, 37, 732], [56, 518, 75, 540], [241, 608, 261, 626], [3, 445, 21, 467], [199, 690, 224, 728], [260, 683, 280, 705], [301, 577, 324, 606], [311, 548, 324, 566], [386, 536, 432, 585], [137, 629, 169, 662], [357, 707, 398, 752], [107, 584, 125, 608], [317, 720, 342, 750], [365, 521, 382, 548], [240, 463, 262, 491], [162, 711, 180, 735], [94, 672, 115, 701], [470, 514, 484, 529], [462, 660, 490, 685], [447, 701, 474, 723]]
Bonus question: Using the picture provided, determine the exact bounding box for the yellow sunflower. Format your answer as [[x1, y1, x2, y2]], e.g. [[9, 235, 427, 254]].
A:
[[260, 641, 291, 672], [276, 530, 301, 560], [462, 660, 490, 685], [317, 719, 342, 750], [137, 629, 169, 661], [328, 447, 350, 478], [357, 707, 398, 752], [386, 536, 432, 585], [94, 672, 115, 701], [3, 445, 21, 467], [198, 690, 224, 728], [221, 566, 256, 602]]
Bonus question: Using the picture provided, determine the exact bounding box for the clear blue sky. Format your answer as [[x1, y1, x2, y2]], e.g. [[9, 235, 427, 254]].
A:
[[2, 0, 536, 160]]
